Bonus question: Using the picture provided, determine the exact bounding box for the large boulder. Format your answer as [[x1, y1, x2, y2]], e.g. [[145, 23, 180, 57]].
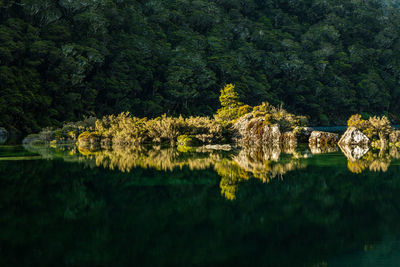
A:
[[232, 115, 281, 145], [338, 127, 370, 146], [0, 127, 8, 144], [0, 127, 7, 136], [232, 113, 254, 141], [309, 131, 339, 146]]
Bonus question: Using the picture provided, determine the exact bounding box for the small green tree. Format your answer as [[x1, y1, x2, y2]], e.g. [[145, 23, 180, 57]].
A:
[[215, 84, 249, 123]]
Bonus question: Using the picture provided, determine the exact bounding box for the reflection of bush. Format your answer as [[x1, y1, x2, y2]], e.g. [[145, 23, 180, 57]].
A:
[[215, 145, 307, 200], [26, 144, 308, 200], [232, 146, 306, 183], [345, 148, 397, 174], [93, 146, 225, 172]]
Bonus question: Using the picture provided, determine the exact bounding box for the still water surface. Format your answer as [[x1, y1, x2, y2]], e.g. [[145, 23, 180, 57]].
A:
[[1, 144, 400, 266]]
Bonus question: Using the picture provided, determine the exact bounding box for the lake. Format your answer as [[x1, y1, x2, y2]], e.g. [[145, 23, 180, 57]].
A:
[[1, 144, 400, 266]]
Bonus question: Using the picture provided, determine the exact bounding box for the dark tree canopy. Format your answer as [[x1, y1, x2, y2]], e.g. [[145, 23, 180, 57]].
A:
[[1, 0, 400, 133]]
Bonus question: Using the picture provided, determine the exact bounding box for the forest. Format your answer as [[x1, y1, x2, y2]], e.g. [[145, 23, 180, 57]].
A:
[[2, 0, 400, 134]]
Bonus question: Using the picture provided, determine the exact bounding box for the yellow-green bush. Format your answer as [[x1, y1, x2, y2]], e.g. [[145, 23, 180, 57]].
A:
[[177, 135, 199, 146], [347, 114, 393, 143], [215, 84, 249, 124]]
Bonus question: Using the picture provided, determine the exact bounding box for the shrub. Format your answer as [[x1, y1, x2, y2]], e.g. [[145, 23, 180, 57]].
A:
[[347, 114, 367, 129], [215, 84, 245, 123], [364, 116, 391, 140], [146, 114, 185, 144], [177, 135, 200, 146], [347, 114, 392, 141]]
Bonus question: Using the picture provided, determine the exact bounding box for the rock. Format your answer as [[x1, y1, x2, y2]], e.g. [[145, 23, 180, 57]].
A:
[[232, 115, 281, 145], [309, 131, 339, 146], [338, 127, 370, 146], [339, 144, 369, 161], [389, 130, 400, 143], [0, 127, 7, 136], [204, 144, 232, 151], [293, 126, 314, 143], [261, 124, 281, 144], [0, 127, 8, 144], [22, 134, 40, 145], [232, 113, 253, 142]]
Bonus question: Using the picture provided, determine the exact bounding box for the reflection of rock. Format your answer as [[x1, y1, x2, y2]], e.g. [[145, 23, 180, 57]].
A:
[[204, 144, 232, 151], [309, 144, 338, 154], [232, 145, 306, 184], [281, 131, 297, 150], [339, 144, 369, 161], [309, 131, 338, 146], [339, 127, 370, 146], [340, 144, 397, 174], [0, 127, 8, 144], [0, 136, 7, 145]]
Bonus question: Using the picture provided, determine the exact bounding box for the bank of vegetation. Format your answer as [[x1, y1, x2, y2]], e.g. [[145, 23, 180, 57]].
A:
[[24, 82, 400, 153], [26, 84, 310, 148]]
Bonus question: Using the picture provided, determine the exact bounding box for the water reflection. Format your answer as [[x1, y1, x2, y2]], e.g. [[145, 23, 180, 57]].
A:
[[3, 144, 400, 266], [309, 144, 339, 154], [217, 145, 310, 200], [24, 142, 400, 199], [26, 143, 311, 200], [340, 144, 400, 173]]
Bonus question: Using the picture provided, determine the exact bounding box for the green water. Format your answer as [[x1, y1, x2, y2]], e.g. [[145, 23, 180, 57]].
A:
[[1, 144, 400, 266]]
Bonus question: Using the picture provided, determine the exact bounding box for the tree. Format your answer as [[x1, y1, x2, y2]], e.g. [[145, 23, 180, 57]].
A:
[[215, 83, 249, 123]]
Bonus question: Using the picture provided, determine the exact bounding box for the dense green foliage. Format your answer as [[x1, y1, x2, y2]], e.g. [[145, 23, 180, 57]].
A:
[[2, 0, 400, 133], [347, 114, 397, 146]]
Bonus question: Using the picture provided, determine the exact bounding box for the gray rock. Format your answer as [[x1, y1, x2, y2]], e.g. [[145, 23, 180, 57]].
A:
[[231, 113, 253, 142], [232, 115, 281, 145], [338, 127, 370, 146], [261, 124, 281, 144], [0, 127, 8, 144], [309, 131, 339, 146]]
